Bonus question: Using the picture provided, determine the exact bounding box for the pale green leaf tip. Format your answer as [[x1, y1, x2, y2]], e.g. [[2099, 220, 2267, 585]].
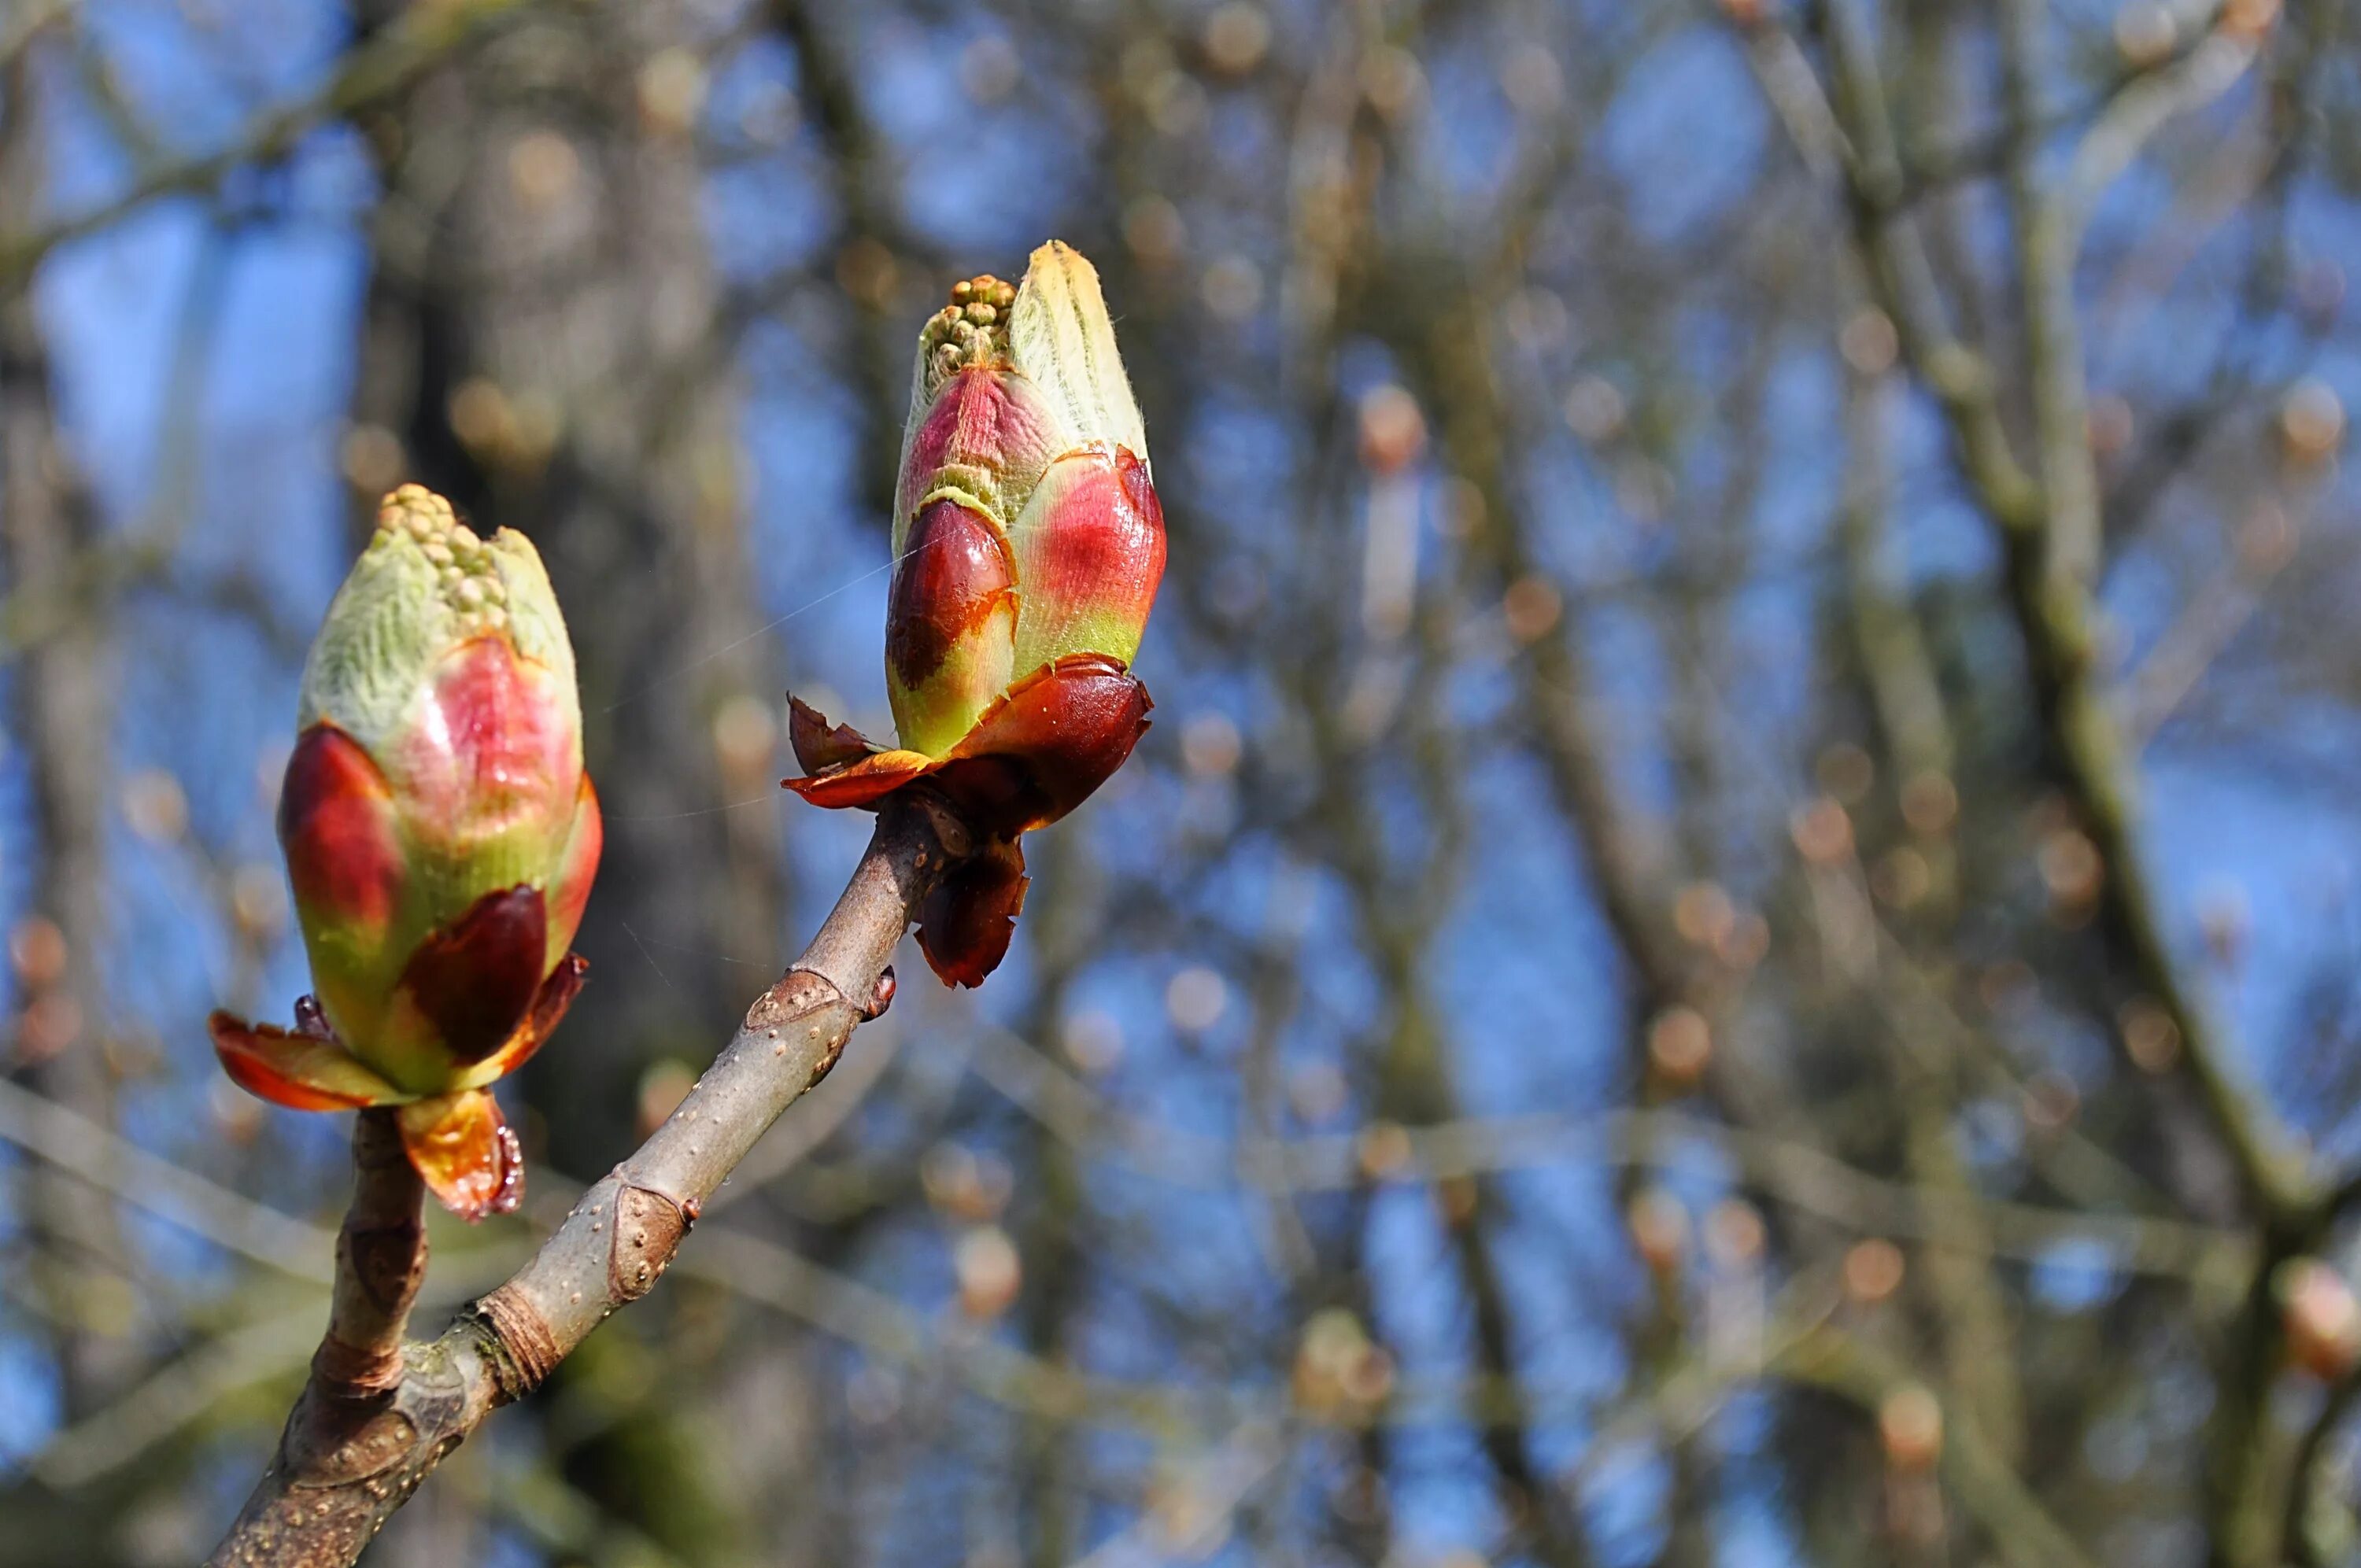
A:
[[1010, 239, 1149, 470]]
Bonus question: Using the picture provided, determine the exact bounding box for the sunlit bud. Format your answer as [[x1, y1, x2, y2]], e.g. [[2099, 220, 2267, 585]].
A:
[[1060, 1008, 1125, 1074], [1704, 1199, 1766, 1268], [341, 422, 405, 495], [1356, 1120, 1414, 1181], [507, 131, 579, 212], [230, 862, 287, 938], [711, 692, 779, 776], [9, 916, 67, 987], [636, 47, 706, 138], [1844, 1239, 1905, 1305], [1879, 1386, 1944, 1473], [2279, 1257, 2361, 1380], [1790, 796, 1854, 864], [2119, 998, 2182, 1074], [2115, 5, 2178, 67], [2220, 0, 2282, 40], [1357, 385, 1426, 474], [788, 244, 1163, 988], [2023, 1069, 2080, 1131], [880, 246, 1162, 758], [1202, 4, 1272, 76], [2282, 377, 2345, 464], [210, 485, 600, 1219], [1166, 965, 1228, 1031], [122, 769, 190, 843], [1564, 374, 1627, 442], [1502, 52, 1566, 116], [1294, 1308, 1395, 1419], [1502, 574, 1563, 643], [1673, 881, 1735, 948], [1180, 712, 1243, 777], [1628, 1188, 1690, 1275], [922, 1142, 1015, 1222], [955, 1225, 1023, 1319], [18, 991, 80, 1061], [1646, 1006, 1713, 1087], [1838, 308, 1897, 375], [2038, 828, 2104, 909], [1359, 46, 1424, 120], [1716, 911, 1772, 972], [1899, 770, 1958, 835]]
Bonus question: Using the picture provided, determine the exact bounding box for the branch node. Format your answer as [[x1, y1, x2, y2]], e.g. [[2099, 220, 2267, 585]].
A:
[[864, 963, 898, 1021], [472, 1282, 562, 1402], [907, 788, 977, 859], [279, 1388, 422, 1490], [608, 1182, 692, 1303], [311, 1331, 408, 1399], [213, 810, 933, 1561], [743, 966, 847, 1035]]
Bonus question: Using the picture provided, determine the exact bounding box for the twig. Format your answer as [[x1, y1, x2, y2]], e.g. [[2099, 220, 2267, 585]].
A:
[[0, 1075, 334, 1282], [1777, 1326, 2103, 1568], [1810, 0, 2043, 531], [206, 798, 955, 1566], [317, 1112, 428, 1397], [0, 0, 533, 291], [32, 1301, 323, 1487], [2066, 28, 2262, 221], [2119, 503, 2304, 745], [31, 1241, 523, 1489], [974, 1025, 2243, 1278], [1807, 0, 2315, 1227], [673, 1219, 1181, 1433], [1997, 0, 2103, 584], [1062, 1419, 1286, 1568], [1561, 1271, 1846, 1495], [0, 0, 72, 68], [2287, 1371, 2361, 1567]]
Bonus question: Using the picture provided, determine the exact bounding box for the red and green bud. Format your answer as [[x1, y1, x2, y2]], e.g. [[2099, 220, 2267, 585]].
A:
[[885, 496, 1017, 757], [211, 485, 600, 1219], [1007, 443, 1162, 670], [785, 242, 1164, 987]]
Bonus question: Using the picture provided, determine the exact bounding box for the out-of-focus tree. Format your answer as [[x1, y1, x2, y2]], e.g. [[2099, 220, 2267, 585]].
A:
[[9, 1, 2361, 1564]]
